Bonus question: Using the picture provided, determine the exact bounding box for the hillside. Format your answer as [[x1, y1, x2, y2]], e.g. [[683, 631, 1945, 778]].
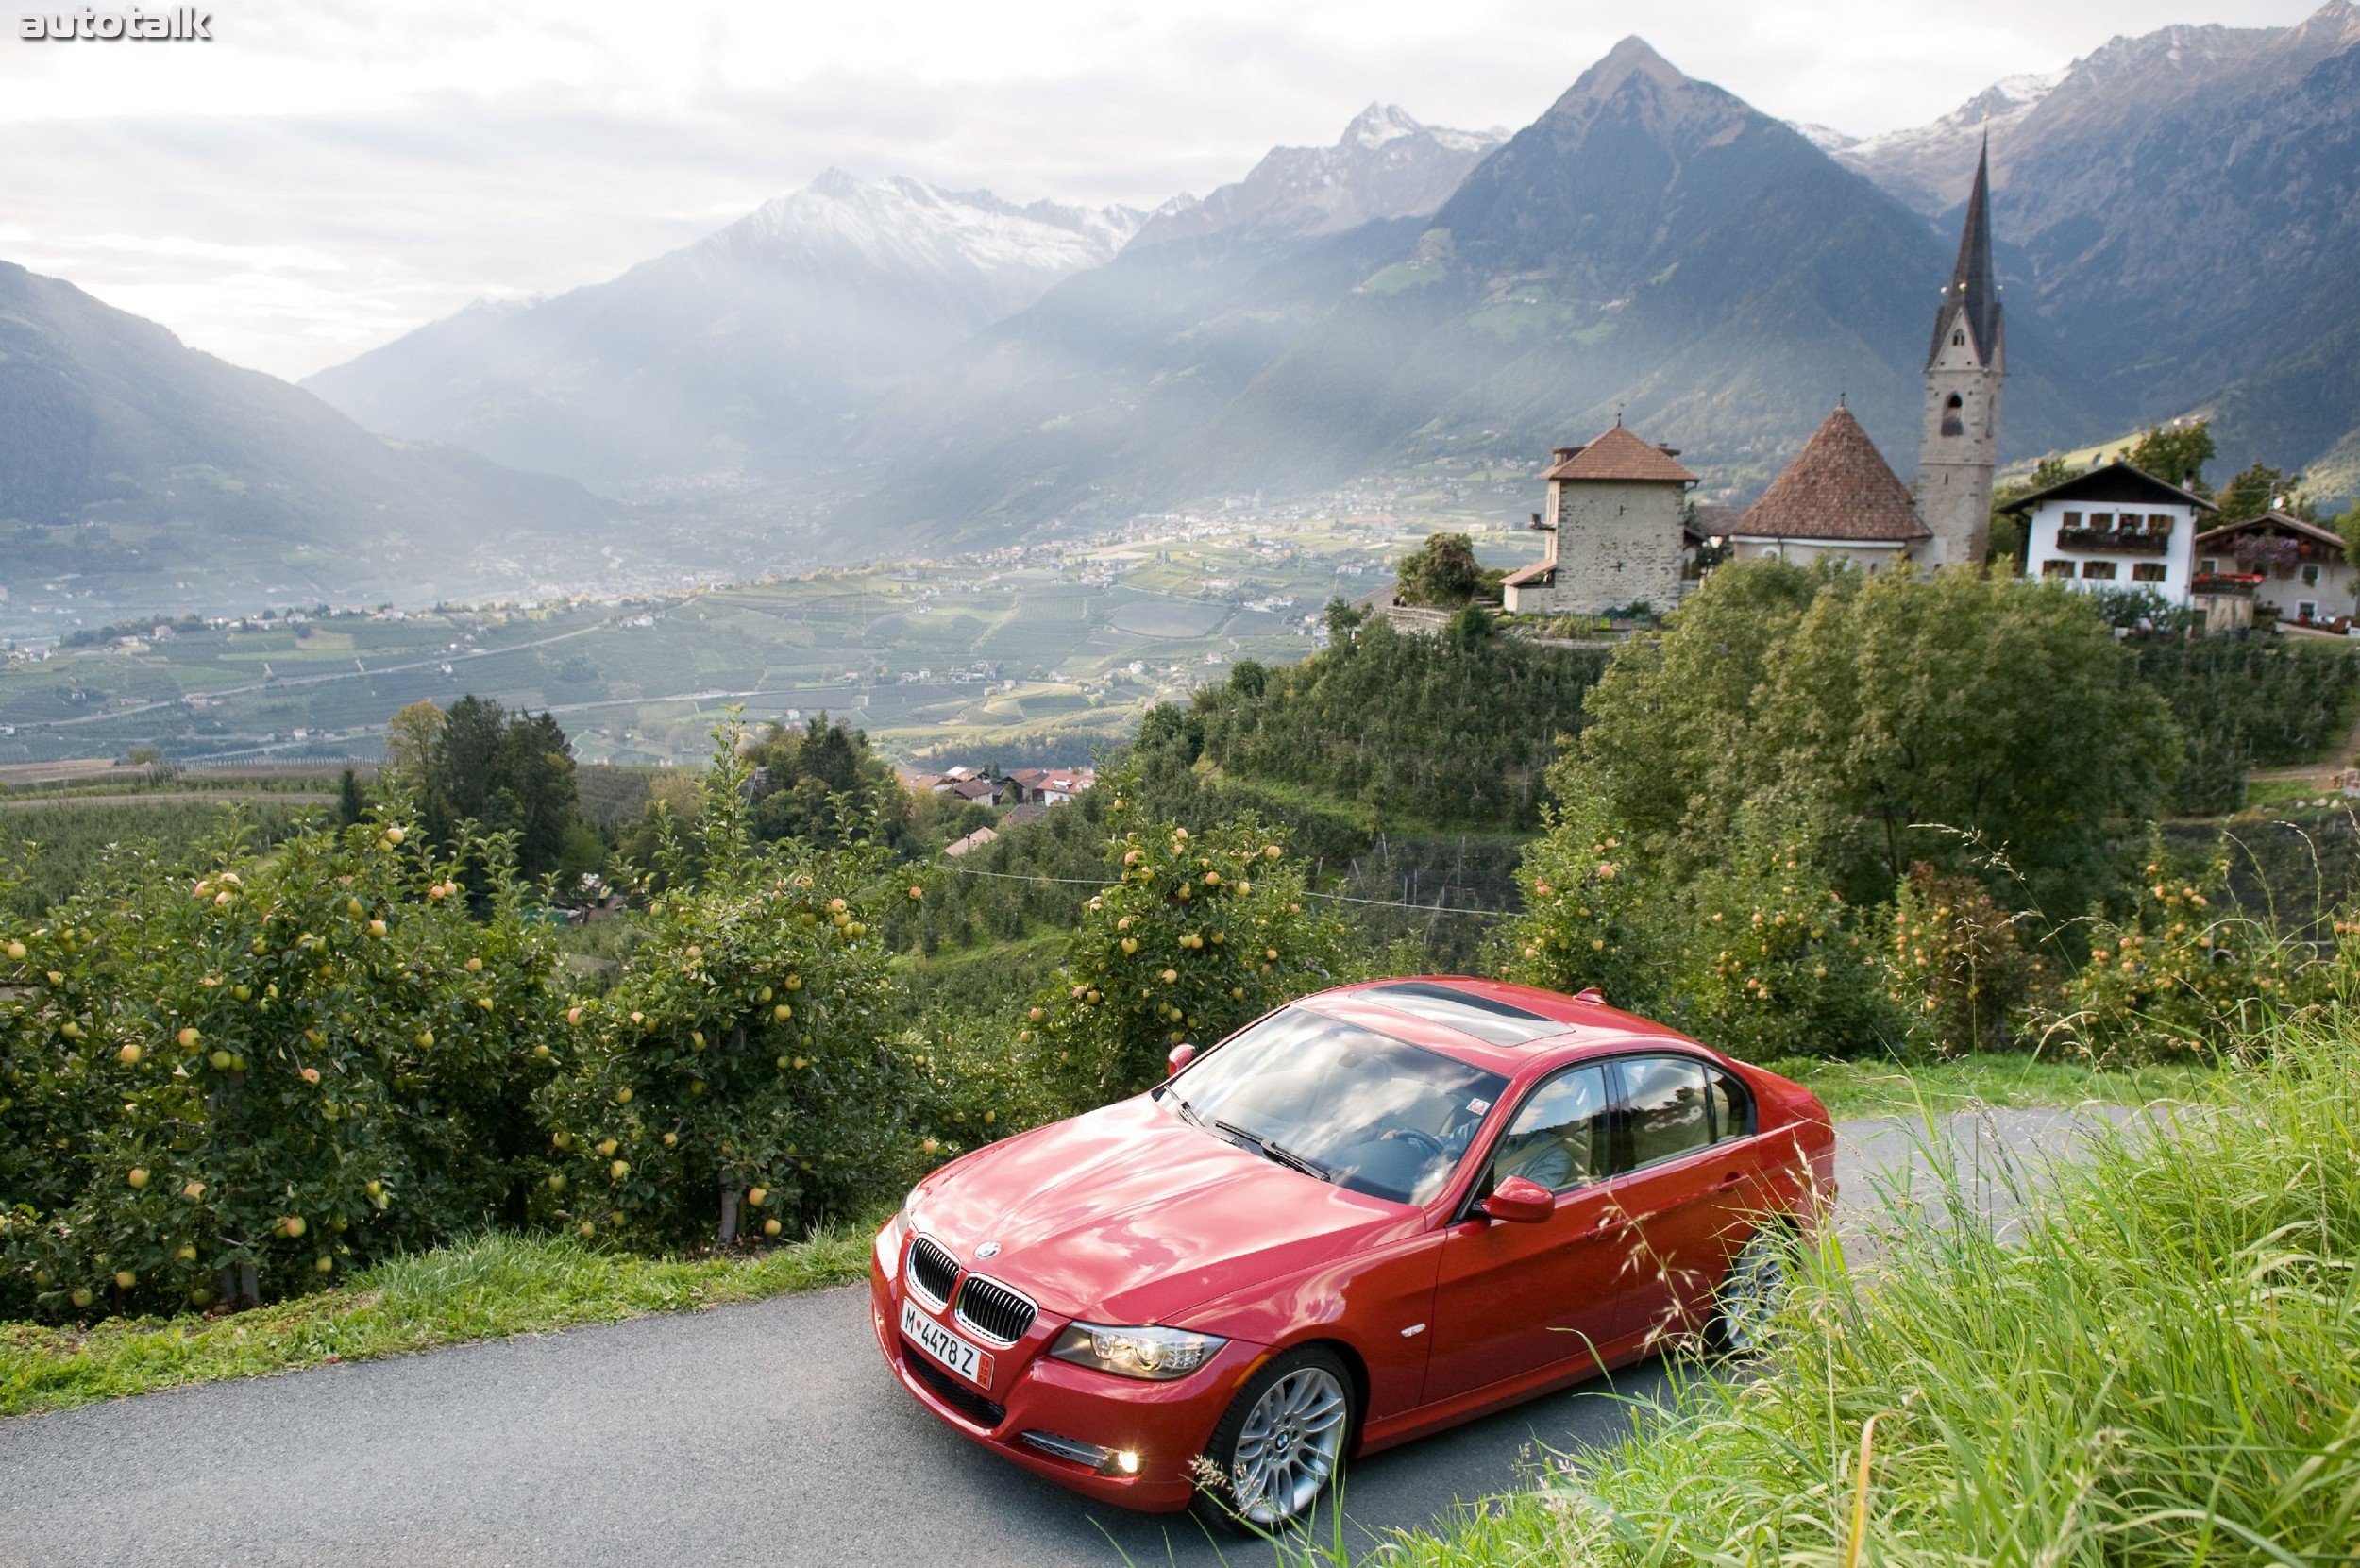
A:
[[303, 173, 1147, 490], [0, 261, 613, 620]]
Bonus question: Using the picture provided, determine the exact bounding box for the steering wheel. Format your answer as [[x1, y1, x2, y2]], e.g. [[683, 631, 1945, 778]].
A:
[[1381, 1127, 1447, 1158]]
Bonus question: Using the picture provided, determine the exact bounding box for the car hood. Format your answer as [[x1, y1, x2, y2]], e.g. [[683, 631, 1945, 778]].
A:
[[909, 1096, 1411, 1326]]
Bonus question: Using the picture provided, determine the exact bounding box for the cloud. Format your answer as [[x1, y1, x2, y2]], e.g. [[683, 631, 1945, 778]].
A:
[[0, 0, 2321, 379]]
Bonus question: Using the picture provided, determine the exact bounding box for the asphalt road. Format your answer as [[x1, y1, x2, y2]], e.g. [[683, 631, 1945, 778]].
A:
[[0, 1109, 2116, 1568]]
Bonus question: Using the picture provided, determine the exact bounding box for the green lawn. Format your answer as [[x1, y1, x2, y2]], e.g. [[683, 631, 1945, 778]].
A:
[[0, 1225, 870, 1418], [1765, 1053, 2217, 1121]]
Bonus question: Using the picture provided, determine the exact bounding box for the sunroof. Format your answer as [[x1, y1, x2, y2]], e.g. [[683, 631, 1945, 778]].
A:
[[1364, 982, 1565, 1045]]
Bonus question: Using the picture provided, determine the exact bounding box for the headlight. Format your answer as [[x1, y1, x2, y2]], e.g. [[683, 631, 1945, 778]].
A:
[[1049, 1322, 1228, 1381]]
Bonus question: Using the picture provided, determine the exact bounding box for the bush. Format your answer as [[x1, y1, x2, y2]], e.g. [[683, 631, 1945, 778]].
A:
[[534, 721, 913, 1249], [1883, 861, 2044, 1055], [1672, 795, 1897, 1061], [1024, 783, 1359, 1111], [1496, 768, 1672, 1019], [1498, 774, 1895, 1057], [2038, 842, 2329, 1061], [0, 809, 564, 1319]]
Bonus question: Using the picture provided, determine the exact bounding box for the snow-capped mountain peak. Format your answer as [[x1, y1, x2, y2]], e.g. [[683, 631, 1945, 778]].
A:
[[711, 171, 1145, 292], [1130, 105, 1501, 249]]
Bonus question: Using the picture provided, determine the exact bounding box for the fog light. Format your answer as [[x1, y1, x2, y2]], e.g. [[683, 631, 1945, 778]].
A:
[[1018, 1431, 1146, 1477]]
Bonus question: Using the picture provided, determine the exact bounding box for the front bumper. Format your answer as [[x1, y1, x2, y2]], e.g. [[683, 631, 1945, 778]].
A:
[[868, 1245, 1265, 1512]]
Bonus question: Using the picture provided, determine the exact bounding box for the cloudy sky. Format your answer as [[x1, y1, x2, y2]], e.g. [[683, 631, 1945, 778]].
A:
[[0, 0, 2323, 380]]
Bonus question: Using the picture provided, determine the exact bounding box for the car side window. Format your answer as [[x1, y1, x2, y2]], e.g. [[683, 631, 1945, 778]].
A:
[[1611, 1056, 1711, 1172], [1707, 1066, 1754, 1142], [1489, 1065, 1609, 1193]]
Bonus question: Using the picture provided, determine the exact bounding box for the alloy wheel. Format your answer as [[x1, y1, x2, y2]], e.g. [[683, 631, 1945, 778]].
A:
[[1716, 1226, 1792, 1354], [1230, 1363, 1349, 1526]]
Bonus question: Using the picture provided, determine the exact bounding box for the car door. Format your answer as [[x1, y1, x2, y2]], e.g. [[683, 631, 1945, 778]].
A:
[[1603, 1054, 1766, 1350], [1423, 1064, 1637, 1403]]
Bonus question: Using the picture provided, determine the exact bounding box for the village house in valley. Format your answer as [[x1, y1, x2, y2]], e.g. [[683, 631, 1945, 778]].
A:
[[2194, 510, 2356, 629], [2007, 461, 2214, 608]]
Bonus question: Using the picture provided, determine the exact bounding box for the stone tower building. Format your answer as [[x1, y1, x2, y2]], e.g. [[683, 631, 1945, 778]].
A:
[[1918, 138, 2005, 569], [1498, 423, 1696, 616]]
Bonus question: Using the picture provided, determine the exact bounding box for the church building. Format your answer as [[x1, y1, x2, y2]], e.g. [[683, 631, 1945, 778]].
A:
[[1917, 138, 2005, 569], [1720, 140, 2006, 570]]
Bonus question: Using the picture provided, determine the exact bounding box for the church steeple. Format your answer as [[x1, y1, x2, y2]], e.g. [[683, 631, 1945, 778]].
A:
[[1917, 134, 2005, 569], [1928, 135, 2002, 370]]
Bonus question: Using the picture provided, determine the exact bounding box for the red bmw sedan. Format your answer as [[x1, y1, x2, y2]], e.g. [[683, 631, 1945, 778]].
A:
[[869, 977, 1836, 1527]]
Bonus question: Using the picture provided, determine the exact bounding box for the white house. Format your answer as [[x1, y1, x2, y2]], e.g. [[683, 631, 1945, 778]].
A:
[[2192, 511, 2357, 629], [2006, 461, 2216, 605]]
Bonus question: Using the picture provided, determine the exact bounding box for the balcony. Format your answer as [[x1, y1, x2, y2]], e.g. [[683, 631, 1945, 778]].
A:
[[2192, 571, 2262, 597], [2056, 527, 2169, 555]]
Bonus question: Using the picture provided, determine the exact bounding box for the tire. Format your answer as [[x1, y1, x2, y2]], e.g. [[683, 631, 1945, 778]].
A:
[[1194, 1344, 1355, 1533], [1708, 1222, 1796, 1356]]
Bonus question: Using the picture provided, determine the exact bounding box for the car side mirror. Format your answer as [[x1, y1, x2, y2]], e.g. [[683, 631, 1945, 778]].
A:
[[1480, 1174, 1554, 1224], [1166, 1041, 1196, 1077]]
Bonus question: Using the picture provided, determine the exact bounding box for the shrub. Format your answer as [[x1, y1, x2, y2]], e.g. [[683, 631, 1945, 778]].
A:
[[1883, 861, 2044, 1055], [1025, 784, 1358, 1111], [534, 721, 910, 1249], [1495, 767, 1672, 1019], [0, 809, 563, 1320], [2039, 843, 2329, 1061], [1673, 795, 1897, 1061]]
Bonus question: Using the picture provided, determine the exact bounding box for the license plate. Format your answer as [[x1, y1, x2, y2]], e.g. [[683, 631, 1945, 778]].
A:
[[902, 1298, 995, 1391]]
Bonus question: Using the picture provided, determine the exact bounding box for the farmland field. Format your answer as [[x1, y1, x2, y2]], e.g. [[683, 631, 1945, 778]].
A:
[[0, 514, 1542, 767]]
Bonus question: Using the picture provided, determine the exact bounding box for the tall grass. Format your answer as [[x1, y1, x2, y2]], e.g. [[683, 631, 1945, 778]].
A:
[[1345, 1026, 2360, 1566]]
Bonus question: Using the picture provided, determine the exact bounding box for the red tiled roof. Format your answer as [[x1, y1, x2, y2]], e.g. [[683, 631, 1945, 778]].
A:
[[1737, 406, 1930, 543], [1542, 423, 1698, 484]]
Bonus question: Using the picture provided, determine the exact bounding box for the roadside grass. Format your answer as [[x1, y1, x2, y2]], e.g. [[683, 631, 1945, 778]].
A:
[[0, 1223, 870, 1418], [1766, 1052, 2217, 1121], [1321, 1027, 2358, 1566]]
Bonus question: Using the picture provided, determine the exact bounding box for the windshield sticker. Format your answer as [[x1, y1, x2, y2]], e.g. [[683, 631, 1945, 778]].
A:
[[1467, 1097, 1492, 1115]]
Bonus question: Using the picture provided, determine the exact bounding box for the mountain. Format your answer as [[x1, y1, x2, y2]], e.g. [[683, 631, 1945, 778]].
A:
[[1172, 40, 2090, 507], [0, 261, 612, 617], [1829, 2, 2360, 498], [781, 106, 1501, 547], [304, 174, 1148, 489], [1132, 104, 1501, 247]]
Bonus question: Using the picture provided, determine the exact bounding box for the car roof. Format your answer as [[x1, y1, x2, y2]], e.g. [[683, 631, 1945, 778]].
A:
[[1294, 976, 1706, 1080]]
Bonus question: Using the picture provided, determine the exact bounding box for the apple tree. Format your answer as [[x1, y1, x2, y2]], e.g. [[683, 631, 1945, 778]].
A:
[[1, 807, 564, 1319], [1022, 787, 1357, 1114], [534, 718, 909, 1249]]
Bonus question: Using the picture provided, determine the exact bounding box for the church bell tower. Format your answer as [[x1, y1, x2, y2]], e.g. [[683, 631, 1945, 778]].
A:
[[1919, 137, 2004, 568]]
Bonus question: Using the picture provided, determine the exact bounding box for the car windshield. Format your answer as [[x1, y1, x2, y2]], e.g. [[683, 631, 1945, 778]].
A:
[[1160, 1007, 1508, 1205]]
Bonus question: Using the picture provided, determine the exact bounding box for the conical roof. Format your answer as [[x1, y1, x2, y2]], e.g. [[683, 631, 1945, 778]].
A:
[[1738, 406, 1930, 542]]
